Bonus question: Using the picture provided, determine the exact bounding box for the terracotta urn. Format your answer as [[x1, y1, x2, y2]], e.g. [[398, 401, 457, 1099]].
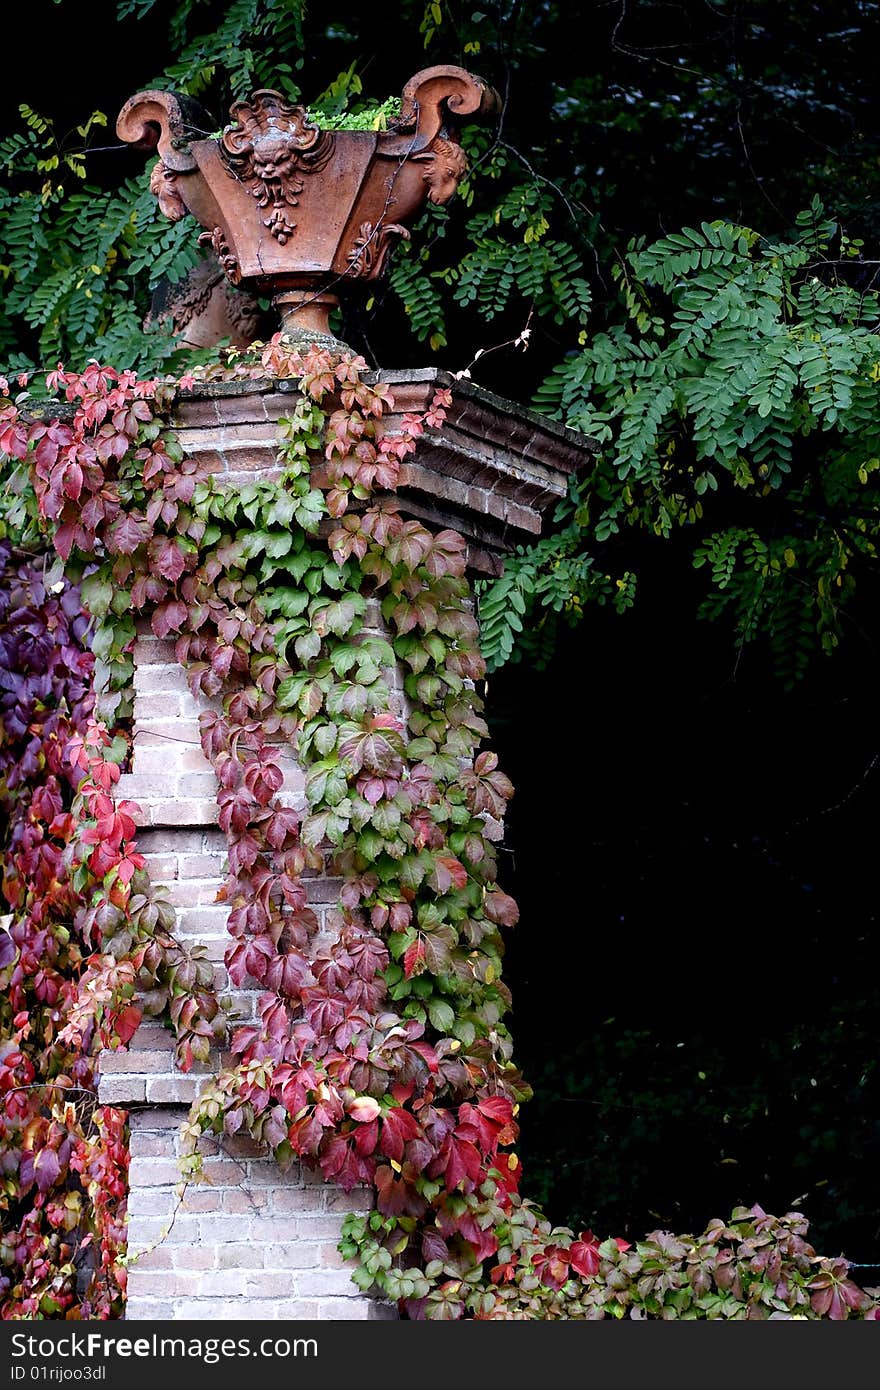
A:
[[117, 66, 498, 344]]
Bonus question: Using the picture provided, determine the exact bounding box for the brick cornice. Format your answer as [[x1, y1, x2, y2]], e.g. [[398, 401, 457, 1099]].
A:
[[173, 369, 596, 574]]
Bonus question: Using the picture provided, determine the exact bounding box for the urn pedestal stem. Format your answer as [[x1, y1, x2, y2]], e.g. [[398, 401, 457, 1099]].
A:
[[274, 288, 346, 349]]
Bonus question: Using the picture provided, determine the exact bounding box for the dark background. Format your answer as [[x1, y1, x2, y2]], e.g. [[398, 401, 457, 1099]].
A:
[[490, 538, 880, 1261]]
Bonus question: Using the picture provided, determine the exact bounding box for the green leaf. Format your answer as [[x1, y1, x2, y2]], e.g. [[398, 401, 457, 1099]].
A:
[[427, 999, 455, 1034]]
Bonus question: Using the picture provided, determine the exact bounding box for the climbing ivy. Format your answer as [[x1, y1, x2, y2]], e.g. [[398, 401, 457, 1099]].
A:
[[0, 539, 221, 1315], [2, 342, 877, 1318]]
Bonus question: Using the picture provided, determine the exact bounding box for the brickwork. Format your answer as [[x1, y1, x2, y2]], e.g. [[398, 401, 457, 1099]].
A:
[[98, 373, 590, 1321], [121, 1106, 394, 1321], [101, 614, 400, 1319]]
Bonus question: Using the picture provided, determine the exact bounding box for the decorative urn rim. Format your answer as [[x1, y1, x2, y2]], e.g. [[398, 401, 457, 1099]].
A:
[[117, 66, 499, 341]]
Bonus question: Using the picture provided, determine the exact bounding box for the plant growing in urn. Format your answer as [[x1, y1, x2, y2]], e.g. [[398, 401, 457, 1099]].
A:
[[117, 66, 498, 344]]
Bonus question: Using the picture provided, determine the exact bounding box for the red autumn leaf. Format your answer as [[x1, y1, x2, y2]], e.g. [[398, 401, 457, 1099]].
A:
[[535, 1246, 571, 1290], [569, 1235, 601, 1278], [130, 572, 169, 608], [353, 1118, 379, 1158], [374, 1163, 427, 1218], [348, 1096, 381, 1123], [106, 512, 151, 555], [424, 529, 467, 579], [442, 1131, 483, 1192], [429, 855, 468, 895], [320, 1133, 373, 1191], [484, 889, 519, 927], [151, 599, 188, 638], [403, 936, 427, 979], [379, 1106, 423, 1162], [410, 1040, 439, 1073], [150, 536, 188, 583], [113, 1003, 142, 1045], [32, 1146, 62, 1193], [265, 805, 300, 849], [289, 1110, 326, 1157]]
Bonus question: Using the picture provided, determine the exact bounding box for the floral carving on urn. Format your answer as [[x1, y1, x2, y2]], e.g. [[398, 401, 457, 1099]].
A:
[[117, 66, 498, 341]]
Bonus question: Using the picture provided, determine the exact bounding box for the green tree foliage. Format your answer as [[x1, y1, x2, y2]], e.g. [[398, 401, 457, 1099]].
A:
[[479, 202, 880, 683]]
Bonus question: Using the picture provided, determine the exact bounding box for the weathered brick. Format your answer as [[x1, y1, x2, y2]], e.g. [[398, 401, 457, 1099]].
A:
[[128, 1133, 176, 1160], [172, 1246, 217, 1270], [300, 1164, 327, 1186], [125, 1217, 170, 1247], [316, 1298, 372, 1319], [175, 398, 220, 427], [147, 798, 218, 827], [220, 420, 278, 446], [178, 1189, 221, 1214], [270, 1190, 322, 1215], [128, 1097, 184, 1124], [287, 1214, 346, 1239], [132, 638, 178, 664], [217, 443, 278, 473], [176, 906, 229, 933], [251, 1176, 319, 1203], [303, 877, 345, 904], [243, 1270, 299, 1297], [200, 938, 229, 962], [165, 878, 224, 907], [134, 691, 186, 718], [221, 1188, 269, 1213], [368, 1300, 400, 1320], [132, 719, 201, 743], [178, 852, 226, 879], [132, 1270, 202, 1298], [197, 1269, 262, 1297], [203, 1215, 302, 1243], [134, 744, 212, 775], [214, 396, 269, 425], [98, 1076, 146, 1103], [138, 830, 205, 855], [219, 1135, 266, 1161], [126, 1189, 177, 1217], [270, 1300, 319, 1319], [146, 1076, 207, 1104], [100, 1049, 173, 1075], [128, 1157, 183, 1186], [178, 772, 219, 798], [156, 1213, 204, 1244], [125, 1299, 176, 1320], [295, 1269, 360, 1298], [180, 425, 225, 451], [224, 466, 283, 488], [134, 852, 178, 880], [216, 1243, 266, 1270], [262, 1243, 319, 1269], [180, 448, 224, 474], [126, 1245, 173, 1272], [323, 1188, 373, 1213]]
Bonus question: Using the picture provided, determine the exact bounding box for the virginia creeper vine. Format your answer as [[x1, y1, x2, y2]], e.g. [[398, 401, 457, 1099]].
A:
[[2, 343, 877, 1319]]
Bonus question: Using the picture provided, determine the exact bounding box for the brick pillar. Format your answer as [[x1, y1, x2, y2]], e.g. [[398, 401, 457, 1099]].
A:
[[101, 618, 395, 1320], [119, 1104, 384, 1320], [98, 372, 589, 1320]]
